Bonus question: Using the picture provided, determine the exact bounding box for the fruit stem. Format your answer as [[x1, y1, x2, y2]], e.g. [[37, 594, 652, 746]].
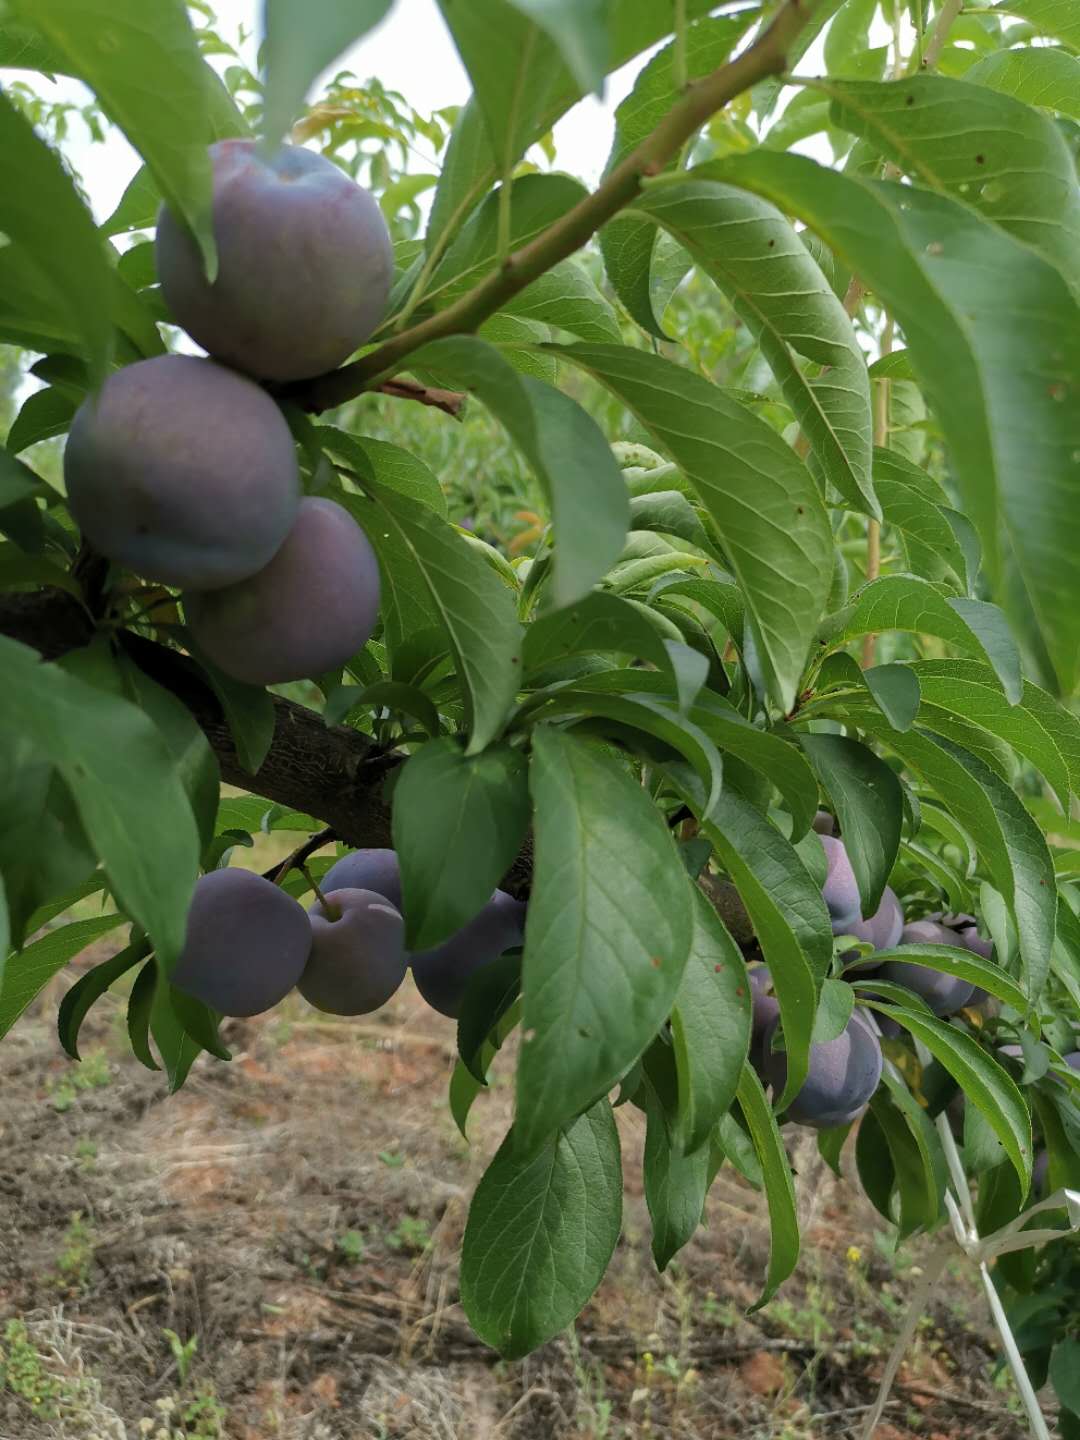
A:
[[301, 864, 337, 917]]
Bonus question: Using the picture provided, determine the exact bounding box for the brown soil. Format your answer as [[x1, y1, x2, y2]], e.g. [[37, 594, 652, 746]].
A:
[[0, 944, 1037, 1439]]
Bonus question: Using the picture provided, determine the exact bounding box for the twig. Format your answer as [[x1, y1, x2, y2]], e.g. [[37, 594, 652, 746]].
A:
[[920, 0, 963, 69], [267, 827, 338, 886], [376, 377, 466, 418], [286, 0, 826, 413]]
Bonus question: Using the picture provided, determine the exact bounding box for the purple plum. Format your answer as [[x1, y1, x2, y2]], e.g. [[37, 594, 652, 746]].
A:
[[762, 1010, 883, 1130], [411, 890, 526, 1018], [839, 886, 904, 950], [171, 867, 312, 1017], [300, 887, 407, 1015], [747, 963, 780, 1074], [877, 920, 975, 1015], [322, 849, 402, 912], [64, 355, 299, 590], [821, 836, 860, 930], [185, 497, 380, 686], [157, 140, 393, 381]]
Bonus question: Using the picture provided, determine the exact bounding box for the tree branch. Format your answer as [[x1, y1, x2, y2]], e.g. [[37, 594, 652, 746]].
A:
[[376, 377, 466, 418], [287, 0, 823, 414]]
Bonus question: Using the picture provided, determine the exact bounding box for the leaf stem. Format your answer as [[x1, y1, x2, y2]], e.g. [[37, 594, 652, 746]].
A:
[[861, 316, 893, 669], [285, 0, 825, 413]]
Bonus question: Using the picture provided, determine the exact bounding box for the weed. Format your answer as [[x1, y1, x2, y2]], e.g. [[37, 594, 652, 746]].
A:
[[74, 1136, 98, 1168], [54, 1211, 96, 1291], [163, 1328, 198, 1384], [0, 1319, 63, 1417], [336, 1228, 367, 1262], [47, 1049, 112, 1112], [378, 1148, 405, 1168], [386, 1215, 431, 1252]]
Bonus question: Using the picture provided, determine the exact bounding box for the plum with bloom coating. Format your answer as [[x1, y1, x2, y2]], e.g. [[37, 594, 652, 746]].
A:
[[323, 849, 402, 912], [821, 835, 860, 930], [64, 355, 299, 590], [747, 963, 779, 1074], [300, 888, 407, 1015], [411, 890, 526, 1018], [839, 886, 904, 951], [186, 497, 380, 686], [171, 868, 311, 1017], [762, 1010, 883, 1129], [878, 919, 976, 1015], [157, 139, 393, 381]]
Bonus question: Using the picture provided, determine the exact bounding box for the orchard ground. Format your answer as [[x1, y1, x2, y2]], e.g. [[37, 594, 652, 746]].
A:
[[0, 851, 1037, 1440]]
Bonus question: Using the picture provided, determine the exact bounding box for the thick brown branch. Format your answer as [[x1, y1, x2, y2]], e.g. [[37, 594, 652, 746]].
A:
[[287, 0, 822, 414], [377, 377, 466, 418]]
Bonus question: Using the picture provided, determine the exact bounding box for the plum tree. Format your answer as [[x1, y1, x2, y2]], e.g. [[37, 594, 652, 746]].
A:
[[157, 139, 394, 382], [411, 890, 526, 1018], [171, 867, 312, 1017], [300, 887, 408, 1015], [185, 497, 380, 685], [762, 1010, 883, 1129], [64, 354, 299, 590], [323, 849, 403, 912], [877, 919, 976, 1015], [820, 835, 860, 929]]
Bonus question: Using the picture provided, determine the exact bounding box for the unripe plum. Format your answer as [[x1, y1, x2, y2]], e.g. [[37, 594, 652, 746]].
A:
[[300, 887, 407, 1015], [64, 355, 299, 590], [820, 835, 860, 929], [762, 1010, 883, 1129], [877, 920, 975, 1015], [171, 867, 311, 1017], [185, 497, 380, 686], [411, 890, 526, 1018], [157, 139, 393, 382], [323, 848, 402, 912]]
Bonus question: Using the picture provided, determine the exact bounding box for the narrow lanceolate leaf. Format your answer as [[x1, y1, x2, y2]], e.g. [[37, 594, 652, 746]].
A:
[[799, 734, 902, 917], [557, 345, 832, 712], [631, 178, 875, 517], [710, 152, 1080, 695], [873, 450, 969, 593], [672, 771, 827, 1111], [393, 737, 530, 950], [598, 14, 755, 338], [870, 1001, 1033, 1194], [426, 0, 718, 253], [262, 0, 395, 150], [0, 93, 113, 381], [670, 891, 752, 1156], [460, 1100, 622, 1358], [516, 728, 694, 1157], [852, 944, 1028, 1013], [993, 0, 1080, 50], [824, 76, 1080, 295], [57, 935, 151, 1061], [0, 914, 125, 1042], [856, 722, 1057, 1003], [411, 337, 628, 610], [18, 0, 220, 274], [966, 47, 1080, 123], [335, 481, 522, 754], [0, 638, 199, 971], [910, 659, 1076, 811], [736, 1064, 800, 1308], [868, 1084, 942, 1239], [820, 574, 1020, 697], [643, 1077, 709, 1271]]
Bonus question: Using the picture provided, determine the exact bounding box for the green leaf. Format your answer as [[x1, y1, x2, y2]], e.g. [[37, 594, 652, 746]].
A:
[[820, 575, 1020, 696], [126, 956, 159, 1070], [632, 176, 875, 517], [149, 979, 204, 1091], [643, 1071, 709, 1272], [855, 1104, 896, 1222], [799, 734, 902, 917], [411, 336, 628, 610], [457, 952, 521, 1084], [393, 737, 530, 950], [6, 387, 76, 456], [556, 344, 833, 712], [966, 46, 1080, 123], [0, 543, 81, 599], [0, 914, 125, 1042], [262, 0, 395, 150], [57, 934, 151, 1061], [426, 0, 718, 252], [670, 892, 751, 1156], [0, 92, 113, 381], [672, 774, 829, 1110], [598, 13, 755, 338], [873, 449, 970, 592], [323, 680, 440, 738], [910, 659, 1076, 811], [460, 1099, 622, 1358], [0, 637, 200, 971], [185, 637, 275, 775], [18, 0, 220, 276], [824, 75, 1080, 295], [503, 0, 609, 96], [868, 1080, 943, 1239], [515, 728, 694, 1156], [993, 0, 1080, 54], [1050, 1341, 1080, 1420], [736, 1063, 800, 1308], [709, 151, 1080, 694], [334, 479, 522, 754], [812, 976, 855, 1044], [868, 1000, 1032, 1193], [847, 944, 1027, 1012]]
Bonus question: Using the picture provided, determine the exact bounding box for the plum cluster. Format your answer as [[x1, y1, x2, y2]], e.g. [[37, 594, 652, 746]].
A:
[[171, 849, 526, 1021], [64, 140, 394, 686], [747, 814, 995, 1130]]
